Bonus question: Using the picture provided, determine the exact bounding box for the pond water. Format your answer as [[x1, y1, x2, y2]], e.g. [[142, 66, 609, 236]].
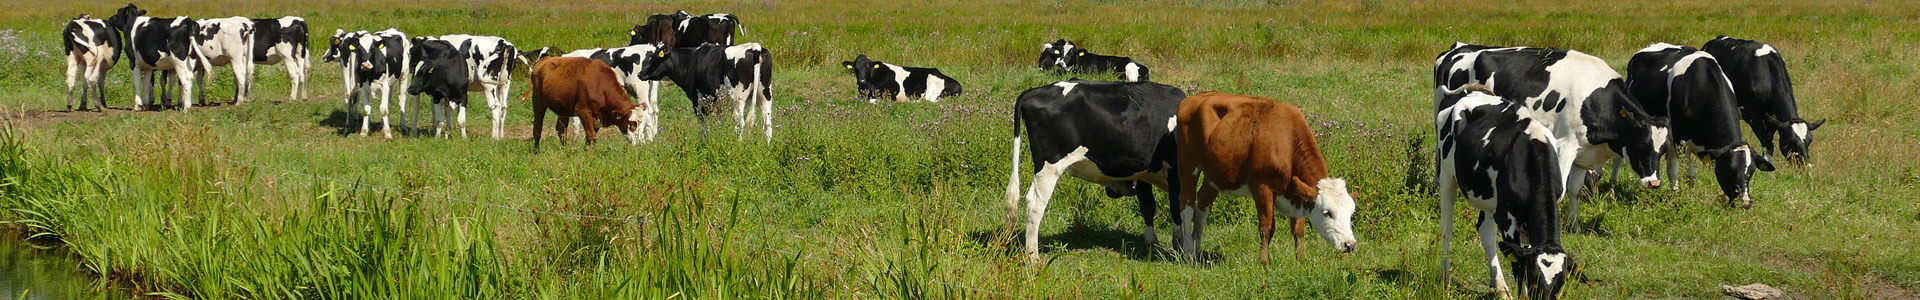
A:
[[0, 239, 118, 299]]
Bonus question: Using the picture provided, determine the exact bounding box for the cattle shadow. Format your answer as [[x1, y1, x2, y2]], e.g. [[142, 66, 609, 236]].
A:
[[315, 110, 433, 137], [966, 224, 1218, 263]]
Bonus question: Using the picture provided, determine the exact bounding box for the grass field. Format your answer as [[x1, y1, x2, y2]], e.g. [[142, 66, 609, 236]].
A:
[[1, 0, 1917, 298]]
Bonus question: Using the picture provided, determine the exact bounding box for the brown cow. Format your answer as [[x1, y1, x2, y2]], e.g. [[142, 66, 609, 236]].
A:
[[1172, 91, 1359, 263], [530, 57, 639, 152]]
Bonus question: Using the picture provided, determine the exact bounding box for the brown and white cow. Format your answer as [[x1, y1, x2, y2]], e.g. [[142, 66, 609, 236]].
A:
[[528, 57, 640, 152], [1172, 91, 1358, 263]]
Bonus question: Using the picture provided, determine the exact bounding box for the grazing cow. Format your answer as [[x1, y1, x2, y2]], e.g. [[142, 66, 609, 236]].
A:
[[529, 57, 641, 151], [250, 16, 311, 100], [1003, 79, 1186, 263], [627, 13, 679, 47], [563, 45, 664, 142], [841, 54, 962, 103], [1432, 43, 1670, 233], [414, 34, 518, 139], [1702, 36, 1824, 165], [339, 29, 410, 138], [636, 43, 773, 141], [1626, 43, 1777, 208], [1036, 39, 1072, 70], [64, 14, 120, 112], [1170, 92, 1358, 264], [191, 16, 256, 104], [107, 4, 202, 111], [1055, 45, 1149, 82], [677, 11, 741, 46], [1434, 85, 1574, 300]]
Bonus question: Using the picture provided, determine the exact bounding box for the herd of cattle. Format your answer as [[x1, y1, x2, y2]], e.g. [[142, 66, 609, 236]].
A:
[[60, 4, 1823, 299]]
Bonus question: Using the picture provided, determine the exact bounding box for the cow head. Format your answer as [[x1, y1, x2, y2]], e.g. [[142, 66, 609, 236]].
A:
[[1507, 244, 1572, 300], [629, 13, 680, 47], [340, 35, 384, 72], [1055, 42, 1086, 70], [322, 29, 347, 63], [406, 57, 470, 102], [841, 54, 885, 100], [1037, 39, 1065, 70], [1706, 144, 1775, 209], [106, 3, 144, 32], [1307, 178, 1359, 253], [604, 107, 641, 146], [1771, 116, 1824, 166], [634, 48, 678, 81]]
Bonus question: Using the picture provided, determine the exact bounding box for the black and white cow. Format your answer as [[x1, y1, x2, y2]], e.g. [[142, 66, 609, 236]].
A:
[[676, 11, 741, 46], [64, 14, 120, 112], [323, 29, 367, 106], [635, 43, 773, 142], [1702, 36, 1824, 165], [841, 54, 962, 103], [338, 29, 410, 138], [107, 4, 202, 111], [1054, 44, 1149, 82], [406, 42, 472, 139], [1627, 43, 1777, 208], [192, 16, 256, 104], [1435, 85, 1574, 300], [1003, 79, 1186, 263], [563, 45, 664, 142], [1036, 39, 1072, 70], [413, 34, 518, 139], [250, 16, 311, 101], [1432, 43, 1670, 233], [627, 13, 679, 47]]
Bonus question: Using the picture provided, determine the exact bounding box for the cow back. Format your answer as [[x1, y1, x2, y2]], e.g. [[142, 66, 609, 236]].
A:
[[1176, 92, 1328, 193], [1014, 80, 1184, 173]]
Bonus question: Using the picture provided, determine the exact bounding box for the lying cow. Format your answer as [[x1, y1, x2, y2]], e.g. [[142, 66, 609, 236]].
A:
[[1702, 36, 1824, 165], [636, 43, 773, 142], [1036, 39, 1072, 70], [841, 54, 962, 103], [1435, 85, 1573, 300], [64, 14, 120, 111], [1004, 79, 1186, 263], [250, 16, 312, 101], [192, 16, 256, 104], [528, 57, 640, 151], [1433, 43, 1670, 233], [1171, 92, 1358, 263], [1627, 43, 1776, 208], [1053, 43, 1150, 82], [108, 4, 202, 111], [563, 45, 664, 142]]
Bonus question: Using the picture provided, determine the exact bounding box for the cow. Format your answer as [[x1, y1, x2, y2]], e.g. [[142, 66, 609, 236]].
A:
[[322, 29, 365, 105], [528, 57, 641, 152], [407, 45, 472, 140], [1169, 92, 1358, 264], [841, 54, 962, 103], [1036, 39, 1072, 70], [635, 43, 773, 142], [1054, 44, 1149, 82], [64, 14, 120, 112], [250, 16, 311, 101], [107, 4, 202, 111], [339, 29, 410, 138], [1002, 79, 1186, 263], [413, 34, 518, 139], [677, 11, 741, 46], [1432, 43, 1670, 233], [1702, 36, 1824, 166], [1434, 85, 1574, 300], [1626, 43, 1777, 208], [191, 16, 256, 104], [627, 13, 679, 47], [562, 45, 664, 142]]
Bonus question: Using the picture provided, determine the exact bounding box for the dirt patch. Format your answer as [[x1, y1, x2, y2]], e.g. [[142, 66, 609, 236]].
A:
[[0, 107, 134, 129], [1756, 252, 1917, 299]]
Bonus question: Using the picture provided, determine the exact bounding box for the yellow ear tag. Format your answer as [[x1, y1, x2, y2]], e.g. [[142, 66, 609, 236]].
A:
[[1077, 52, 1085, 56], [377, 43, 384, 49], [872, 65, 879, 69], [1618, 108, 1632, 118], [428, 67, 435, 73], [844, 65, 852, 69], [657, 51, 666, 57], [629, 30, 636, 36], [348, 45, 356, 50]]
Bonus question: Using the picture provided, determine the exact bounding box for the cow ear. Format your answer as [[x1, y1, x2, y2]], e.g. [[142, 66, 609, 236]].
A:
[[628, 30, 636, 36], [1753, 152, 1777, 172], [1809, 119, 1826, 130], [842, 61, 852, 69]]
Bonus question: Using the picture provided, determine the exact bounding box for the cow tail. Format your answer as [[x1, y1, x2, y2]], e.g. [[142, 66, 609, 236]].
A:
[[1004, 101, 1026, 222]]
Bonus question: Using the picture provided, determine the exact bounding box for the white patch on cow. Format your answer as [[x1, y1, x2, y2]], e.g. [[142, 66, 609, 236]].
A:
[[1668, 51, 1715, 77], [884, 63, 911, 101], [1311, 178, 1359, 252], [1166, 116, 1177, 132], [1018, 146, 1091, 261], [1637, 42, 1683, 54], [1790, 123, 1810, 144], [1538, 253, 1568, 286], [1039, 43, 1051, 51], [1754, 44, 1777, 57], [169, 17, 189, 27], [1123, 62, 1142, 82], [1052, 82, 1077, 95], [725, 43, 763, 61], [1054, 44, 1075, 67], [1501, 212, 1520, 238], [922, 75, 946, 102]]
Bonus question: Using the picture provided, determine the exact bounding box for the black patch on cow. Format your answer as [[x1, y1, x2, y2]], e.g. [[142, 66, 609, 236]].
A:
[[842, 54, 963, 101], [1702, 36, 1818, 160], [1010, 79, 1188, 233], [635, 44, 771, 123], [1627, 45, 1774, 202]]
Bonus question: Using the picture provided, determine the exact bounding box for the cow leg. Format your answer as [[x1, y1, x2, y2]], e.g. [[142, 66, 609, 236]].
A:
[[1020, 155, 1083, 263], [1560, 169, 1589, 234], [487, 85, 506, 140], [359, 88, 373, 136], [1002, 137, 1025, 238], [235, 60, 254, 103], [378, 83, 393, 139], [568, 117, 584, 140], [1437, 167, 1461, 281], [133, 70, 150, 110], [1478, 211, 1513, 299], [760, 88, 774, 142], [458, 103, 471, 139], [1252, 184, 1280, 264], [65, 55, 79, 111], [580, 113, 600, 147], [556, 115, 572, 145], [531, 103, 546, 152], [1132, 180, 1159, 247], [89, 65, 108, 111], [177, 67, 196, 111], [1178, 183, 1219, 262], [1292, 217, 1308, 259], [733, 93, 749, 141], [288, 56, 305, 100]]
